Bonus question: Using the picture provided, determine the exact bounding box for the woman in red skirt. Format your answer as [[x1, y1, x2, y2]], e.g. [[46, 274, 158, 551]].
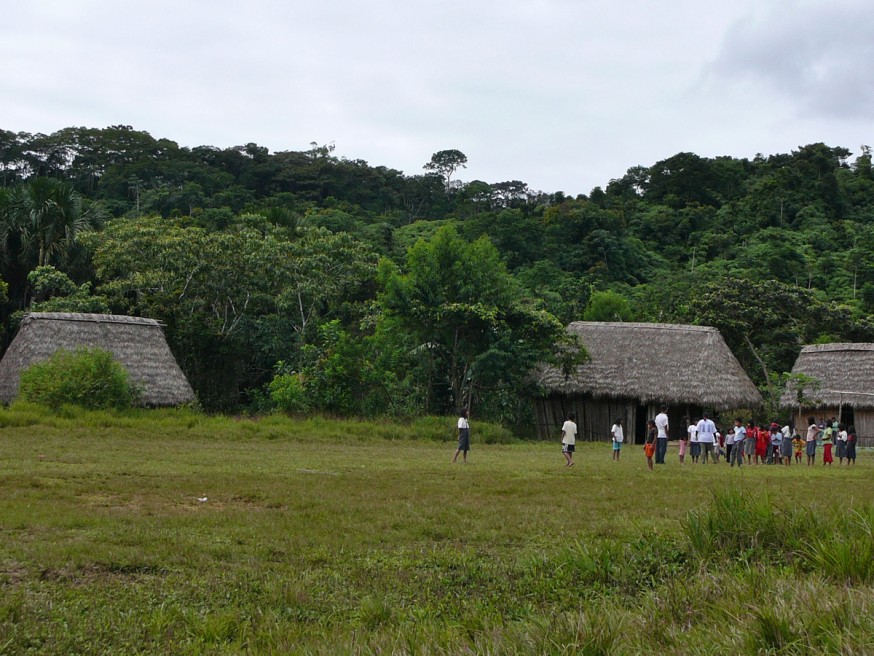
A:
[[823, 431, 834, 465]]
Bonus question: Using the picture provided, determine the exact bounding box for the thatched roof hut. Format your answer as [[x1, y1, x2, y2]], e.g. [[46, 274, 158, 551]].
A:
[[534, 322, 762, 441], [780, 343, 874, 444], [0, 312, 195, 406]]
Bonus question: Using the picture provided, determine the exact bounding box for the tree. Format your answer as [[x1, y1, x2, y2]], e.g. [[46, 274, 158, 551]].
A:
[[583, 290, 634, 322], [378, 225, 579, 416], [9, 177, 101, 268], [423, 150, 467, 191]]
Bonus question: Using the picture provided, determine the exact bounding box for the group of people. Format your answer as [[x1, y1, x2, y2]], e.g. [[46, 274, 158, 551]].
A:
[[452, 407, 861, 470], [636, 407, 859, 470]]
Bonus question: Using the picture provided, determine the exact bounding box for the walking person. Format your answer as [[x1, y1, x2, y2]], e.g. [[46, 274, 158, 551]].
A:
[[453, 408, 471, 463], [696, 412, 717, 464], [654, 405, 669, 465], [561, 412, 578, 467], [644, 419, 657, 471], [611, 417, 624, 461], [805, 416, 819, 466]]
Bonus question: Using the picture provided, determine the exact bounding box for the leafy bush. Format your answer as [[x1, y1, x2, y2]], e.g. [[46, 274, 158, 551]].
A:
[[268, 371, 309, 415], [18, 347, 139, 411]]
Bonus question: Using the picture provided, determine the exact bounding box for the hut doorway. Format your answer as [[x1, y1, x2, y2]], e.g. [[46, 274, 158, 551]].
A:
[[840, 406, 855, 429], [634, 405, 648, 445]]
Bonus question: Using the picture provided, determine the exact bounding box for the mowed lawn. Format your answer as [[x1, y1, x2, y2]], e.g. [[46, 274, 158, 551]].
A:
[[2, 407, 873, 655]]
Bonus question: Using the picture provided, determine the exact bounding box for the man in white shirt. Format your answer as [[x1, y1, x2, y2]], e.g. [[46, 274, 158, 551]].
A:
[[731, 418, 746, 467], [561, 412, 577, 467], [654, 405, 669, 464], [696, 412, 717, 464]]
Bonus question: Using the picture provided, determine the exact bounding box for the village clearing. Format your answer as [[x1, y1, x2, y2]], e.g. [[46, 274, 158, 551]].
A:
[[1, 405, 873, 654]]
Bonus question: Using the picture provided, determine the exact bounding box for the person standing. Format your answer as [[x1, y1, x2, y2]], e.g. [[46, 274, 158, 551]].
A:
[[846, 426, 857, 465], [611, 417, 624, 461], [731, 418, 746, 467], [453, 408, 471, 463], [561, 412, 578, 467], [805, 416, 819, 466], [644, 419, 657, 471], [724, 425, 735, 464], [696, 412, 717, 464], [689, 418, 700, 464], [678, 416, 689, 464], [654, 405, 669, 465], [792, 431, 804, 464], [836, 423, 848, 464]]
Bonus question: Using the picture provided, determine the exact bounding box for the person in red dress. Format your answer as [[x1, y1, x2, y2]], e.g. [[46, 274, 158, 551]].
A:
[[755, 423, 768, 464]]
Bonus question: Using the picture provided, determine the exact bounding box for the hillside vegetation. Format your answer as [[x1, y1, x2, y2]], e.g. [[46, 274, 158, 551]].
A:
[[1, 128, 872, 419]]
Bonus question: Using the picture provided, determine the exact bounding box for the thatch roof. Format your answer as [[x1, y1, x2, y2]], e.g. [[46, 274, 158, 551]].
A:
[[780, 343, 874, 410], [0, 312, 195, 406], [537, 322, 762, 409]]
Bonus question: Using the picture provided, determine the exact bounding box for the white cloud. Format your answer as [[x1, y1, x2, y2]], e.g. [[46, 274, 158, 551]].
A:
[[1, 0, 871, 194]]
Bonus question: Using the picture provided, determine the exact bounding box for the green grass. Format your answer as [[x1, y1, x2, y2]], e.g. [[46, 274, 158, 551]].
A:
[[1, 404, 873, 654]]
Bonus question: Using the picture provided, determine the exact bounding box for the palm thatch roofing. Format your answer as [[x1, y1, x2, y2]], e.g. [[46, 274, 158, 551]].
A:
[[537, 322, 762, 409], [0, 312, 195, 406], [780, 343, 874, 410]]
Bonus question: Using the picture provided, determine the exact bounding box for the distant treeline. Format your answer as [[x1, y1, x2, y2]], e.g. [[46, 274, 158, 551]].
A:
[[1, 126, 873, 421]]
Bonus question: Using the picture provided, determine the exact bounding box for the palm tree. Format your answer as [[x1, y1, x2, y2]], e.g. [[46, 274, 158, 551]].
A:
[[10, 177, 98, 267]]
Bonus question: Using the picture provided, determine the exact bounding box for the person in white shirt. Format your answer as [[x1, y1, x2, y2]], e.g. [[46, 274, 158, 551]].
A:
[[836, 423, 849, 464], [654, 406, 669, 465], [696, 412, 717, 464], [731, 418, 746, 467], [688, 419, 700, 463], [561, 412, 578, 467], [453, 408, 470, 463], [611, 418, 624, 461]]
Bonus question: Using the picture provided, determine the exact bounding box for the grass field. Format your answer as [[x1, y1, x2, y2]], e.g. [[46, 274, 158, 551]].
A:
[[2, 404, 874, 655]]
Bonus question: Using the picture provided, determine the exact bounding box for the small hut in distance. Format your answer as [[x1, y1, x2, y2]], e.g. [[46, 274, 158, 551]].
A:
[[534, 322, 762, 442], [781, 343, 874, 446], [0, 312, 195, 406]]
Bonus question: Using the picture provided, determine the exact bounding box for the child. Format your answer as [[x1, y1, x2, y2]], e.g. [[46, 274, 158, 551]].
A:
[[792, 432, 804, 464], [688, 418, 700, 464], [846, 426, 857, 465], [611, 417, 624, 461], [644, 419, 657, 471], [561, 412, 577, 467], [745, 421, 757, 465]]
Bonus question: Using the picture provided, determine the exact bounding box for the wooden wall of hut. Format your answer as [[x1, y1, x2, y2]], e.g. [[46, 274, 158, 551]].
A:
[[855, 411, 874, 447], [533, 396, 636, 442], [533, 397, 703, 444]]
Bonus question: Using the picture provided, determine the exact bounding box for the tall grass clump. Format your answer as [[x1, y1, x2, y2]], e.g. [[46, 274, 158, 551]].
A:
[[801, 507, 874, 583], [18, 347, 140, 411], [684, 489, 824, 562]]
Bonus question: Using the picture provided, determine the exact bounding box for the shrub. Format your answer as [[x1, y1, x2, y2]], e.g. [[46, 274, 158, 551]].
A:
[[268, 373, 309, 415], [18, 347, 138, 411]]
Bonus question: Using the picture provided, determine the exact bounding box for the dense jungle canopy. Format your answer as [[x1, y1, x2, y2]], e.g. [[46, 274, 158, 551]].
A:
[[1, 126, 872, 423]]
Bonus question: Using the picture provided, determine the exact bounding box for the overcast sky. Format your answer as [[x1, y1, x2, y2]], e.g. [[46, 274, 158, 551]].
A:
[[3, 0, 873, 195]]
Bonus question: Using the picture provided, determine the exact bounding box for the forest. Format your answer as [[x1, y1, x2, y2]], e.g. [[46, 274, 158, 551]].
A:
[[1, 126, 872, 425]]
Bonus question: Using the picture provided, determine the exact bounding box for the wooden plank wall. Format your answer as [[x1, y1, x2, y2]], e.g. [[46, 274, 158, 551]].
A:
[[533, 397, 636, 443], [854, 411, 874, 447]]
